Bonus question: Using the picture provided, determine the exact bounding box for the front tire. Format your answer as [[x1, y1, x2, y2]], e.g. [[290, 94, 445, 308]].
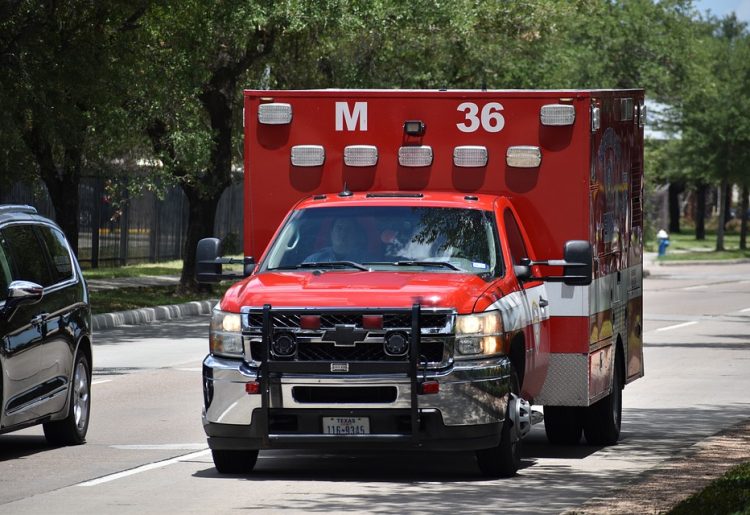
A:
[[212, 449, 259, 474], [44, 352, 91, 446], [476, 369, 521, 478]]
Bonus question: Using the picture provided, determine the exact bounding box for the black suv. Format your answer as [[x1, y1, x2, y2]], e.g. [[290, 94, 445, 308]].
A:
[[0, 205, 92, 445]]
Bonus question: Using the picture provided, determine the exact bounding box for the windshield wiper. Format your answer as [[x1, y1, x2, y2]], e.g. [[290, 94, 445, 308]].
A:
[[364, 260, 461, 271], [273, 261, 370, 271]]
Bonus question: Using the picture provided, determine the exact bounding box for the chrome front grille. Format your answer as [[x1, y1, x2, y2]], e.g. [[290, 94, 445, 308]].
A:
[[243, 308, 454, 368]]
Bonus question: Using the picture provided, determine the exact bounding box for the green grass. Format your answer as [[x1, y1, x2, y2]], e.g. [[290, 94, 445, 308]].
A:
[[82, 260, 184, 279], [650, 229, 750, 261], [668, 461, 750, 515], [89, 284, 230, 315]]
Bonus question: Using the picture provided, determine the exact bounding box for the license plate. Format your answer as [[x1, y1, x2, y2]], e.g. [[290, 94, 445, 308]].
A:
[[322, 417, 370, 435]]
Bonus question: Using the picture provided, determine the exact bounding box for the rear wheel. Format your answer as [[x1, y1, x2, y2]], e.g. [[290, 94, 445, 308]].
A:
[[476, 369, 521, 478], [584, 352, 623, 445], [544, 406, 583, 445], [212, 449, 259, 474], [44, 352, 91, 446]]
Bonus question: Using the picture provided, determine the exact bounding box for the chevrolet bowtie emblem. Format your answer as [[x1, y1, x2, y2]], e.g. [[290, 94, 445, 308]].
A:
[[322, 324, 367, 347]]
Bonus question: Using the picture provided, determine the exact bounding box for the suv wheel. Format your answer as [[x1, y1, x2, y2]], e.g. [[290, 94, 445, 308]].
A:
[[44, 352, 91, 446]]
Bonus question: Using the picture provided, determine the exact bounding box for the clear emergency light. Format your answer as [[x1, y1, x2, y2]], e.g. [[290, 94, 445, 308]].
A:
[[506, 146, 541, 168], [540, 104, 576, 126], [453, 146, 488, 167], [291, 145, 325, 167], [591, 106, 601, 132], [344, 145, 379, 167], [638, 101, 646, 128], [258, 103, 293, 125], [398, 146, 433, 167]]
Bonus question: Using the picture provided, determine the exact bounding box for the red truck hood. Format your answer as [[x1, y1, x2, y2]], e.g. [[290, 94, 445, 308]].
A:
[[220, 271, 493, 313]]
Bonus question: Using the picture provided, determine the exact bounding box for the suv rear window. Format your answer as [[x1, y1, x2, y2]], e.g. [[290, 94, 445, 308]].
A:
[[38, 226, 74, 283]]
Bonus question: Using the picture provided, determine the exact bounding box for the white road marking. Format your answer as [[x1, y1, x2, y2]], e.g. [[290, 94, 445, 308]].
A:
[[741, 307, 750, 313], [655, 321, 698, 332], [682, 285, 708, 291], [111, 444, 207, 451], [92, 379, 112, 385], [176, 367, 202, 372], [77, 449, 211, 487]]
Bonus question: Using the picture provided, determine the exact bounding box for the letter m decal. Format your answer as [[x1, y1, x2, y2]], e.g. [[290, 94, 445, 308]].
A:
[[335, 102, 368, 131]]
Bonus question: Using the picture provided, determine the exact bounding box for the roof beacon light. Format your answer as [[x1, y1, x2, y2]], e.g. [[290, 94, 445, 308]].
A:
[[291, 145, 325, 167], [258, 103, 292, 125], [344, 145, 379, 167], [404, 120, 425, 136], [506, 146, 541, 168], [540, 104, 576, 126], [453, 146, 488, 167], [398, 146, 433, 167]]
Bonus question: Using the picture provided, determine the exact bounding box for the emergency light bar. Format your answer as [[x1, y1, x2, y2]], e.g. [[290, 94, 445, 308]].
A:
[[540, 104, 575, 126], [453, 146, 488, 167], [398, 146, 433, 167], [258, 103, 293, 125], [291, 145, 325, 167], [506, 146, 541, 168], [344, 145, 379, 167]]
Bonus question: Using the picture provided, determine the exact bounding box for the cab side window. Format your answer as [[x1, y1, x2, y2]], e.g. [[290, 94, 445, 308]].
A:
[[38, 227, 74, 283], [1, 225, 53, 287], [503, 210, 529, 266]]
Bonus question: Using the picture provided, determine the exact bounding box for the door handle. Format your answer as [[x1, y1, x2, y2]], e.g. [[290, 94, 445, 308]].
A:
[[30, 313, 48, 326], [539, 298, 549, 308]]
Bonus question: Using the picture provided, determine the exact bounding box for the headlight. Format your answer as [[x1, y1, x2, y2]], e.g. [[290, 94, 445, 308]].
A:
[[209, 309, 244, 358], [455, 311, 506, 359]]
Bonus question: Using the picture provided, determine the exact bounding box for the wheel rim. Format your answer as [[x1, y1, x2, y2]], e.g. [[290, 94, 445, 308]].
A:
[[72, 361, 90, 432]]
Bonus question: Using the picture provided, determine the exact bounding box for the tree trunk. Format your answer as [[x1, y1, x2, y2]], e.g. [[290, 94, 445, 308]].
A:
[[716, 178, 728, 252], [724, 183, 733, 227], [668, 182, 682, 234], [740, 185, 749, 250], [22, 125, 82, 255], [179, 186, 220, 291], [695, 183, 707, 240]]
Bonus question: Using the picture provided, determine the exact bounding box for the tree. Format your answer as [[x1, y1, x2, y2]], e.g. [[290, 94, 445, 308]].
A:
[[0, 1, 148, 254], [674, 14, 750, 251]]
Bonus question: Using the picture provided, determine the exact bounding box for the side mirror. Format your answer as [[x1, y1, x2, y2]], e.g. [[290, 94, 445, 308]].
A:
[[562, 240, 593, 286], [196, 238, 223, 283], [196, 237, 255, 284], [2, 280, 44, 321], [513, 264, 532, 282]]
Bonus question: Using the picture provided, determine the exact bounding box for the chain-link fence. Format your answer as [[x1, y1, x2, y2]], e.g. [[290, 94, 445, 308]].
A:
[[1, 177, 243, 268]]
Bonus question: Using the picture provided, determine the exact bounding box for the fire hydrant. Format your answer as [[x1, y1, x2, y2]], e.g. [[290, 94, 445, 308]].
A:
[[657, 229, 670, 257]]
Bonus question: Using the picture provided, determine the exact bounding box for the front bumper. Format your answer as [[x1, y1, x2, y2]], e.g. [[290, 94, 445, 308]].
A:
[[202, 355, 512, 451]]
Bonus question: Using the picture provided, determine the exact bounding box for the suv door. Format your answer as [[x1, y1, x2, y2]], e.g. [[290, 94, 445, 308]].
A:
[[1, 224, 51, 427], [0, 223, 77, 427]]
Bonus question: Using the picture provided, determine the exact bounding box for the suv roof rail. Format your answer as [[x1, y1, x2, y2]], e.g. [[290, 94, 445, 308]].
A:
[[0, 204, 38, 215]]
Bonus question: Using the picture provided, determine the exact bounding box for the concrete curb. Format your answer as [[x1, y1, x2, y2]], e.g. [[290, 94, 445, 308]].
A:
[[651, 257, 750, 266], [92, 299, 218, 330]]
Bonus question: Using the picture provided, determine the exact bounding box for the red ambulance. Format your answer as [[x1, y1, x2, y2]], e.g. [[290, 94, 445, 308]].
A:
[[197, 89, 645, 477]]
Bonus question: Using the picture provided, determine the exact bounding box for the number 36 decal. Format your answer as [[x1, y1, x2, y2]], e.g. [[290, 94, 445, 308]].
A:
[[456, 102, 505, 133]]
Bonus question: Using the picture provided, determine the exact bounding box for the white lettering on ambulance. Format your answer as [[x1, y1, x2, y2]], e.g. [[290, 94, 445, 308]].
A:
[[336, 102, 368, 131], [456, 102, 505, 133]]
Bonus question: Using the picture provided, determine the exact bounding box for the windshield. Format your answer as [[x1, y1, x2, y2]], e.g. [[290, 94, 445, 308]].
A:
[[262, 206, 501, 276]]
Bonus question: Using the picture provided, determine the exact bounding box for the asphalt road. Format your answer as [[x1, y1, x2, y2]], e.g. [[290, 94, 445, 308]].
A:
[[1, 262, 748, 514]]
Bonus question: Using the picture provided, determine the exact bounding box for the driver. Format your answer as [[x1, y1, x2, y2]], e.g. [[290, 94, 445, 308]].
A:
[[304, 218, 364, 263]]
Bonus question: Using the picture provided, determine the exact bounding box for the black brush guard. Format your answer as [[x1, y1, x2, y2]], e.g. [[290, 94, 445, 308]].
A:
[[256, 303, 427, 446]]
